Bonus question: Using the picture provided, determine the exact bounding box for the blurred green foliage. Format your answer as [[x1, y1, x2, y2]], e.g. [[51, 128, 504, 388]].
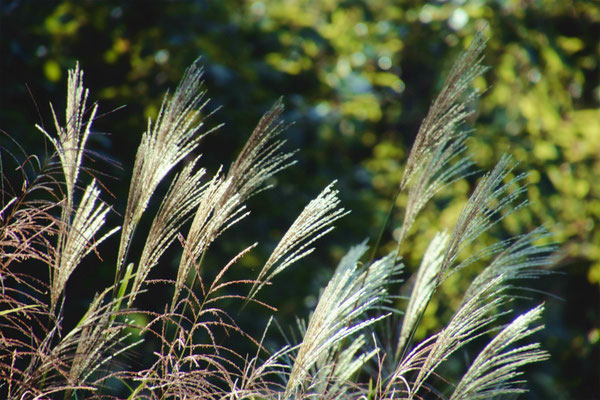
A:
[[1, 0, 598, 398]]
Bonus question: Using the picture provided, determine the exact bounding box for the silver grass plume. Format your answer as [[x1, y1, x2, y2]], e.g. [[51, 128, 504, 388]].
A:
[[51, 180, 119, 309], [438, 154, 528, 283], [248, 181, 349, 301], [401, 31, 487, 190], [34, 63, 115, 311], [285, 242, 402, 398], [309, 334, 378, 398], [390, 177, 551, 397], [225, 98, 296, 202], [393, 73, 533, 371], [393, 276, 507, 398], [36, 62, 96, 210], [461, 226, 556, 306], [172, 171, 248, 308], [396, 133, 473, 248], [391, 29, 490, 365], [449, 304, 549, 400], [396, 225, 553, 360], [117, 60, 213, 278], [396, 231, 449, 357], [396, 32, 488, 249], [173, 100, 296, 308], [128, 157, 206, 306]]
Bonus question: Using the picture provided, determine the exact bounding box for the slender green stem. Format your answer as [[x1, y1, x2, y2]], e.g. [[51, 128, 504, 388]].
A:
[[370, 184, 403, 266], [111, 262, 134, 323]]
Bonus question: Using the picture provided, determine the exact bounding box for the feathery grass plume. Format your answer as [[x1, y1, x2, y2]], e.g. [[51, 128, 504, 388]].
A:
[[173, 100, 295, 308], [438, 154, 528, 283], [461, 226, 556, 306], [51, 179, 119, 309], [396, 133, 473, 248], [248, 181, 349, 302], [308, 334, 378, 399], [35, 62, 96, 211], [401, 31, 487, 190], [117, 60, 214, 279], [391, 31, 531, 369], [396, 231, 450, 357], [393, 222, 552, 398], [449, 304, 549, 400], [396, 32, 487, 250], [225, 97, 296, 202], [284, 242, 402, 398], [128, 157, 206, 306], [32, 63, 108, 312], [172, 171, 248, 308], [396, 225, 553, 362], [392, 276, 507, 398]]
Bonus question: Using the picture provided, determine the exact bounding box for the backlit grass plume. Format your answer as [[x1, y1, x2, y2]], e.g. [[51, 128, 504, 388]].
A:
[[0, 30, 555, 399], [248, 181, 349, 302], [51, 179, 119, 309], [35, 62, 95, 210], [117, 60, 215, 281]]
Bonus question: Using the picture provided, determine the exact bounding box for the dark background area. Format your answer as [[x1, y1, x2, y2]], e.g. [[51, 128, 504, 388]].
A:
[[1, 0, 599, 398]]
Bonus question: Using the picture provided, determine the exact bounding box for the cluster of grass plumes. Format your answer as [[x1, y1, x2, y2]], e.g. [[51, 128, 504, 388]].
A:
[[0, 32, 555, 399]]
